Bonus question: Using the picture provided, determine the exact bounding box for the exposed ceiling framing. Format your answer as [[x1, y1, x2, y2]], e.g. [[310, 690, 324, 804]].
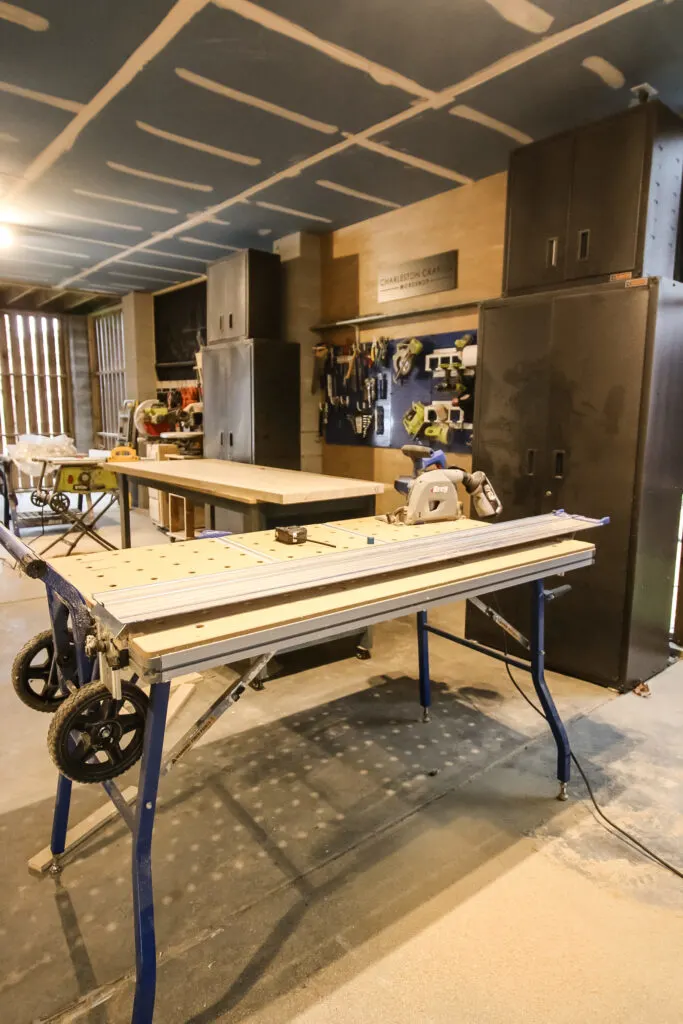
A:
[[1, 0, 682, 294]]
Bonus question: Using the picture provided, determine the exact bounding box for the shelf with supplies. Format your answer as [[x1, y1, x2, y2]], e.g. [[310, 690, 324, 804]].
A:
[[317, 330, 477, 454]]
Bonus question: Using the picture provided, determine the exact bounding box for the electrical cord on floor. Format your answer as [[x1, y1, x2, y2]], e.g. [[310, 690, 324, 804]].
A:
[[490, 597, 683, 882]]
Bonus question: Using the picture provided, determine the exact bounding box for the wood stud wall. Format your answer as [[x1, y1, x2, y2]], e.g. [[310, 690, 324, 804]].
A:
[[0, 310, 72, 488], [92, 309, 125, 445]]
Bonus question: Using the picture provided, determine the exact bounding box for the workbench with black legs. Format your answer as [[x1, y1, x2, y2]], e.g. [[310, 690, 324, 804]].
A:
[[0, 511, 606, 1023], [110, 457, 383, 549]]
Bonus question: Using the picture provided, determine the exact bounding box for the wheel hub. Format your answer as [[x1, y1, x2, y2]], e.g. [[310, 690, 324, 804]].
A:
[[48, 681, 149, 784]]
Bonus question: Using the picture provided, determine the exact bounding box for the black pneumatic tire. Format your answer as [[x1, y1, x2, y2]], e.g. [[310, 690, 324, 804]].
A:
[[12, 630, 70, 713]]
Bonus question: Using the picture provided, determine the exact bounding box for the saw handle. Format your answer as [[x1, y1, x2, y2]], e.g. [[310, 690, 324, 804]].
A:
[[400, 444, 447, 475]]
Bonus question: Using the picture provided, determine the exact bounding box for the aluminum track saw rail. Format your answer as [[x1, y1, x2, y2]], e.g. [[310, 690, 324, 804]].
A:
[[93, 512, 607, 628]]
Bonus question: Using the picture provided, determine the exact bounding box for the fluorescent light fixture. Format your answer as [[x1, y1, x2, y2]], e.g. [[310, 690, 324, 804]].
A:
[[0, 224, 15, 248]]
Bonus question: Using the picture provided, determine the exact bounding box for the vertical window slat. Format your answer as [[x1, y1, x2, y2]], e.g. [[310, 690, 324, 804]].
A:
[[0, 311, 73, 489], [93, 310, 125, 443]]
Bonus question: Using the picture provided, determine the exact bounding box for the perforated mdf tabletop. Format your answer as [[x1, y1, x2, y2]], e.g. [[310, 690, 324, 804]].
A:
[[47, 517, 595, 673]]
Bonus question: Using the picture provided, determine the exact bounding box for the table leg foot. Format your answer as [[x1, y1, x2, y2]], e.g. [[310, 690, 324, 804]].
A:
[[421, 706, 431, 723], [557, 781, 569, 802], [48, 858, 63, 877]]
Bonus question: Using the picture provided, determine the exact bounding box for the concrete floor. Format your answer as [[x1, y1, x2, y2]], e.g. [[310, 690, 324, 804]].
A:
[[0, 508, 682, 1023]]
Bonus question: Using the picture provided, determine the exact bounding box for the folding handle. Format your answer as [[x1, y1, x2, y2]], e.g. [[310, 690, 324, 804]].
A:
[[526, 448, 537, 476], [544, 583, 572, 603], [553, 449, 565, 479]]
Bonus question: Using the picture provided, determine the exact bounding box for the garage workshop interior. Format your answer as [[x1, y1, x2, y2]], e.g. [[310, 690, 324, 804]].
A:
[[2, 2, 683, 1023]]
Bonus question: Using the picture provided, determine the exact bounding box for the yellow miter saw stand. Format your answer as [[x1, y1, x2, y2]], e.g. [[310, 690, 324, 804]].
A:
[[383, 444, 503, 525]]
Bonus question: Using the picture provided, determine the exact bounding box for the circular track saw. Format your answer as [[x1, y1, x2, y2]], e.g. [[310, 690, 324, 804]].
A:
[[383, 444, 503, 525]]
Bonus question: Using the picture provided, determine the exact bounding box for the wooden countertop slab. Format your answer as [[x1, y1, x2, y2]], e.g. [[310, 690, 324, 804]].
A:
[[107, 458, 384, 506]]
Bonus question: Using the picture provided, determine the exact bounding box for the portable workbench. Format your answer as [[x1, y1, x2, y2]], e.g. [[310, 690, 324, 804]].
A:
[[108, 458, 384, 547], [0, 510, 605, 1023]]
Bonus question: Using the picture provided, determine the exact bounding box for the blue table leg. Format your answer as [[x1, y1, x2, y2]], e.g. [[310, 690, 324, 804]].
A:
[[131, 682, 170, 1024], [417, 611, 432, 722], [530, 579, 571, 800], [49, 774, 73, 874], [46, 585, 95, 875]]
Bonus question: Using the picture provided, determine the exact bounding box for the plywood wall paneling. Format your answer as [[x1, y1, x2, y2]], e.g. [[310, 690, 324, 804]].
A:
[[321, 172, 506, 327], [319, 172, 504, 488]]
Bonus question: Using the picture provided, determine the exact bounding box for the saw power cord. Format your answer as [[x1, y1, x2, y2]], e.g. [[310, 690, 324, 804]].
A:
[[491, 598, 683, 882]]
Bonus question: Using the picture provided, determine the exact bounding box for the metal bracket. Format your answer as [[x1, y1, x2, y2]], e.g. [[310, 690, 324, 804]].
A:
[[161, 653, 274, 775], [469, 596, 530, 650]]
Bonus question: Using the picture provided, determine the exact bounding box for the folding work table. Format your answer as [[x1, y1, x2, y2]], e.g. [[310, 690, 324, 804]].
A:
[[107, 458, 384, 547], [0, 510, 605, 1023]]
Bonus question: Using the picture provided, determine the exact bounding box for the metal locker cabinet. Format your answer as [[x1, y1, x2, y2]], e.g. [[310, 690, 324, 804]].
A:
[[252, 340, 300, 470], [202, 344, 231, 458], [206, 251, 282, 344], [206, 255, 247, 343], [565, 108, 648, 281], [542, 284, 650, 683], [624, 278, 683, 684], [201, 341, 254, 461], [504, 133, 574, 294], [224, 340, 254, 462], [473, 296, 553, 519], [465, 294, 553, 652]]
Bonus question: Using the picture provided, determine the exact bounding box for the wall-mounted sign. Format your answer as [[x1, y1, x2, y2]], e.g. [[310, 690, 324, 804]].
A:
[[377, 250, 458, 304]]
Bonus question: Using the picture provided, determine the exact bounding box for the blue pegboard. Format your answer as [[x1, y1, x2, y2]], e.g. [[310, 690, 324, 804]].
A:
[[324, 329, 476, 453]]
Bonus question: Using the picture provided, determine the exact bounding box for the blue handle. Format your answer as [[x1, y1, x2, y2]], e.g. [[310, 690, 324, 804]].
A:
[[419, 450, 447, 473]]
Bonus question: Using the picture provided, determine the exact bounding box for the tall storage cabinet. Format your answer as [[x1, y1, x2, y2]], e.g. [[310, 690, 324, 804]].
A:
[[203, 340, 300, 469], [504, 102, 683, 294], [467, 278, 683, 688]]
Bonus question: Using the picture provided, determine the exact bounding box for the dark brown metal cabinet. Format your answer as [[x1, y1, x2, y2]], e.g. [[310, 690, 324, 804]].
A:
[[505, 134, 573, 293], [467, 278, 683, 688], [504, 102, 683, 294], [565, 110, 648, 280]]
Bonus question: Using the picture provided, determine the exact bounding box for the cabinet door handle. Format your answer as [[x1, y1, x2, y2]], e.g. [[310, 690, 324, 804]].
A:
[[219, 430, 224, 447], [577, 229, 590, 261], [553, 449, 566, 479], [219, 314, 224, 333], [526, 448, 537, 476], [545, 237, 559, 268], [229, 432, 234, 447], [228, 313, 233, 330]]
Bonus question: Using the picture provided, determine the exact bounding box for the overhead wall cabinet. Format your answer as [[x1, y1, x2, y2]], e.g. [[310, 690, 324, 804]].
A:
[[467, 278, 683, 688], [504, 102, 683, 294], [206, 249, 282, 343]]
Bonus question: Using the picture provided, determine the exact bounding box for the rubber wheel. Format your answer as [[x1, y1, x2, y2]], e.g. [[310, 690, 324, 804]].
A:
[[48, 681, 149, 784], [49, 491, 70, 514], [12, 630, 71, 713], [30, 489, 49, 508]]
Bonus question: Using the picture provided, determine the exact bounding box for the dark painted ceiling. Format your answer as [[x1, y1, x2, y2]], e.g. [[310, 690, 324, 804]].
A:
[[1, 0, 682, 295]]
